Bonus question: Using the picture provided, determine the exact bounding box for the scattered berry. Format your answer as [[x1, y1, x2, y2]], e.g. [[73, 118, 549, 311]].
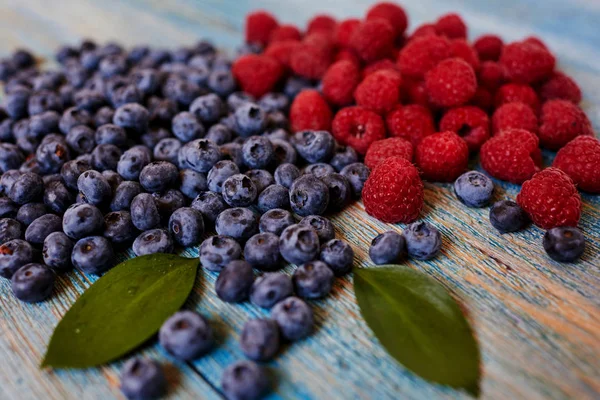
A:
[[404, 222, 442, 260], [259, 208, 295, 236], [369, 231, 405, 265], [11, 263, 54, 303], [250, 272, 293, 309], [72, 236, 114, 274], [320, 239, 354, 276], [489, 200, 529, 233], [245, 10, 279, 46], [340, 162, 370, 198], [159, 311, 213, 360], [200, 235, 241, 272], [244, 232, 282, 271], [289, 175, 329, 217], [299, 215, 335, 243], [293, 260, 334, 299], [271, 296, 313, 341], [132, 229, 174, 256], [221, 360, 270, 400], [279, 224, 320, 265], [294, 130, 335, 163], [120, 358, 167, 400], [543, 227, 586, 262], [215, 207, 258, 242], [240, 318, 280, 361], [454, 171, 494, 207]]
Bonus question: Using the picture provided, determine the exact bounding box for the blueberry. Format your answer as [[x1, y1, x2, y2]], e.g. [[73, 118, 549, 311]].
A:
[[178, 139, 222, 173], [290, 175, 329, 217], [11, 263, 55, 303], [19, 158, 41, 174], [191, 191, 228, 223], [0, 239, 35, 279], [0, 60, 17, 82], [222, 174, 257, 207], [99, 54, 128, 78], [215, 260, 254, 303], [0, 119, 14, 142], [221, 360, 269, 400], [8, 172, 43, 204], [25, 214, 62, 246], [113, 103, 149, 134], [299, 215, 335, 243], [489, 200, 529, 233], [78, 170, 112, 205], [66, 125, 96, 154], [270, 139, 297, 165], [159, 310, 213, 360], [208, 160, 240, 193], [205, 124, 233, 145], [330, 145, 358, 172], [284, 76, 312, 98], [0, 218, 22, 244], [240, 318, 280, 362], [244, 232, 282, 271], [12, 49, 35, 68], [271, 296, 313, 341], [245, 169, 274, 195], [168, 207, 204, 247], [227, 92, 255, 111], [234, 103, 267, 137], [293, 260, 334, 299], [111, 181, 143, 211], [28, 90, 63, 116], [130, 193, 161, 231], [120, 358, 167, 400], [258, 92, 289, 112], [95, 124, 127, 147], [172, 112, 205, 143], [43, 173, 63, 186], [543, 227, 585, 262], [152, 189, 186, 223], [132, 229, 174, 256], [404, 222, 442, 260], [274, 163, 300, 189], [73, 89, 105, 112], [279, 224, 320, 265], [148, 97, 178, 127], [94, 107, 115, 127], [16, 203, 47, 225], [43, 180, 74, 213], [340, 162, 370, 198], [369, 231, 406, 265], [259, 209, 295, 236], [190, 93, 225, 124], [143, 128, 173, 150], [153, 138, 182, 164], [104, 211, 137, 244], [320, 239, 354, 276], [250, 273, 293, 309], [62, 203, 104, 239], [302, 163, 335, 179], [0, 170, 21, 195], [208, 69, 236, 97], [131, 68, 160, 96], [4, 87, 30, 120], [179, 169, 208, 199], [118, 145, 152, 180], [215, 207, 258, 242], [454, 171, 494, 207], [257, 184, 289, 213], [167, 79, 202, 108], [220, 142, 245, 168], [72, 236, 114, 274], [139, 161, 178, 193], [29, 111, 60, 138], [242, 136, 274, 169], [61, 159, 92, 190], [102, 170, 124, 192], [321, 173, 352, 210], [199, 235, 242, 272], [43, 232, 74, 271], [294, 130, 335, 163], [59, 107, 92, 135], [265, 129, 290, 142]]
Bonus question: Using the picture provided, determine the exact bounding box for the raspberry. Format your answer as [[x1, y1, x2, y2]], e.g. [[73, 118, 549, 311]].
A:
[[362, 59, 397, 78], [553, 136, 600, 193], [439, 106, 490, 152], [364, 137, 413, 170], [269, 25, 302, 43], [470, 87, 494, 112], [425, 58, 477, 107], [523, 36, 549, 51], [333, 49, 361, 66], [435, 13, 467, 39], [386, 104, 435, 146], [264, 40, 301, 68], [289, 90, 332, 132], [331, 106, 386, 154], [362, 157, 423, 223], [289, 43, 331, 79], [494, 83, 540, 111], [334, 19, 361, 47], [366, 2, 409, 37], [480, 129, 542, 184], [409, 23, 437, 41], [355, 70, 401, 114], [322, 60, 361, 107], [398, 35, 452, 79], [402, 79, 430, 107], [245, 11, 279, 46], [478, 61, 505, 91], [307, 14, 337, 35], [500, 41, 556, 84], [517, 168, 581, 229], [450, 39, 480, 71], [349, 19, 395, 63], [538, 100, 593, 150], [415, 131, 469, 182], [539, 71, 582, 104], [303, 32, 335, 54], [232, 55, 283, 98], [492, 102, 538, 135], [473, 34, 503, 61]]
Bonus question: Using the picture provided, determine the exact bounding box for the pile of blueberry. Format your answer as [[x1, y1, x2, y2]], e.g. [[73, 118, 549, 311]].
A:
[[0, 39, 368, 399]]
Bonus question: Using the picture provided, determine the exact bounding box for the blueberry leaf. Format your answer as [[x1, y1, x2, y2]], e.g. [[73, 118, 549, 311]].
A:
[[42, 254, 198, 368], [354, 266, 481, 396]]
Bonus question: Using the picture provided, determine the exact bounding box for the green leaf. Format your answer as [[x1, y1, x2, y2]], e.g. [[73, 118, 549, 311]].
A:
[[354, 266, 481, 396], [42, 254, 198, 368]]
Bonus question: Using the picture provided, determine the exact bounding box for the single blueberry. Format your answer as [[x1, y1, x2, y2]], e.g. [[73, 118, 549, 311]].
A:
[[404, 222, 442, 260], [294, 130, 335, 163], [179, 169, 208, 200], [0, 197, 18, 218], [168, 207, 205, 247], [302, 163, 335, 179], [279, 224, 320, 265], [77, 169, 112, 205], [94, 107, 116, 127], [172, 111, 205, 143], [73, 89, 106, 112], [220, 142, 245, 168], [59, 107, 92, 134], [111, 181, 143, 211], [270, 139, 297, 165], [215, 259, 254, 303], [289, 175, 329, 217], [178, 138, 222, 173], [191, 191, 228, 223], [28, 90, 63, 116], [221, 174, 257, 207], [199, 235, 242, 272], [340, 162, 370, 198], [240, 318, 280, 361], [43, 232, 74, 271], [153, 138, 182, 165], [330, 145, 358, 172], [8, 172, 43, 204], [489, 200, 530, 233], [159, 310, 214, 360], [61, 159, 92, 190], [120, 358, 167, 400], [543, 227, 586, 262], [62, 203, 104, 240], [250, 273, 293, 309], [274, 163, 300, 189], [320, 239, 354, 276], [95, 124, 127, 147], [16, 203, 47, 226], [132, 229, 174, 256], [321, 173, 352, 211], [454, 171, 494, 207], [190, 93, 225, 124], [43, 180, 74, 214], [293, 260, 334, 299], [271, 296, 313, 341], [104, 211, 137, 245], [118, 145, 152, 180], [71, 236, 114, 275], [245, 169, 274, 195], [242, 136, 274, 169], [66, 125, 96, 154], [207, 69, 236, 97], [11, 263, 55, 303], [0, 239, 35, 279], [205, 124, 232, 145], [0, 218, 22, 244], [130, 193, 161, 231], [215, 207, 258, 242], [221, 360, 269, 400], [207, 160, 240, 194], [0, 170, 22, 195], [25, 214, 62, 246], [299, 215, 335, 243], [29, 111, 60, 138], [244, 232, 282, 271], [113, 103, 149, 134], [139, 161, 179, 193], [234, 103, 267, 137], [257, 184, 289, 213], [369, 231, 406, 265], [259, 209, 295, 236]]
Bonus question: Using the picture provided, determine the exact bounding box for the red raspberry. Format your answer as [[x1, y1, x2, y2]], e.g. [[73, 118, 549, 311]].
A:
[[439, 106, 490, 152], [450, 39, 480, 71], [500, 41, 556, 84], [538, 100, 593, 150], [269, 24, 302, 43], [494, 83, 540, 111], [435, 13, 467, 39], [470, 87, 494, 112], [492, 102, 538, 135], [245, 11, 279, 46], [366, 2, 409, 37], [473, 34, 504, 61], [322, 60, 361, 107], [333, 49, 361, 66], [355, 70, 401, 115], [364, 137, 414, 170], [303, 32, 335, 54], [307, 14, 337, 35], [398, 35, 452, 79], [349, 19, 395, 63], [362, 59, 400, 79], [264, 40, 301, 69], [478, 61, 505, 91], [415, 131, 469, 182], [289, 90, 332, 133], [232, 54, 283, 98], [523, 36, 549, 51], [553, 136, 600, 193], [334, 19, 361, 47], [362, 157, 424, 223], [332, 106, 386, 154], [539, 71, 582, 104], [289, 43, 331, 80], [402, 79, 430, 107], [409, 23, 437, 41], [386, 104, 435, 146], [517, 168, 581, 229], [480, 129, 542, 184], [425, 58, 477, 107]]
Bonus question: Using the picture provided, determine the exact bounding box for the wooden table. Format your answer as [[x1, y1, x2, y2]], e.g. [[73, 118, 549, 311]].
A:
[[0, 1, 599, 399]]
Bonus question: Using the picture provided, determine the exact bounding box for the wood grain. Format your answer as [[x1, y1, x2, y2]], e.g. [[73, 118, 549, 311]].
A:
[[0, 1, 599, 399]]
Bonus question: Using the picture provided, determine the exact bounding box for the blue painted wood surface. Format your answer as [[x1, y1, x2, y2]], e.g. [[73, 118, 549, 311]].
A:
[[0, 1, 599, 399]]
